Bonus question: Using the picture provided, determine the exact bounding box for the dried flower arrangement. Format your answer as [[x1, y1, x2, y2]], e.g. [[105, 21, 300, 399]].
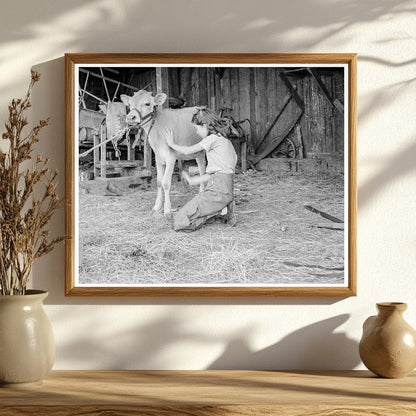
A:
[[0, 71, 65, 295]]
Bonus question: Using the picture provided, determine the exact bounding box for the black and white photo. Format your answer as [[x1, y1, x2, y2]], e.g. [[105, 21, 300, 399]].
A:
[[65, 54, 356, 296]]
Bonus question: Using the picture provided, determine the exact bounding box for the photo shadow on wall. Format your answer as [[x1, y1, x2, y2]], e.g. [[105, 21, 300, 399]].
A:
[[207, 314, 360, 370]]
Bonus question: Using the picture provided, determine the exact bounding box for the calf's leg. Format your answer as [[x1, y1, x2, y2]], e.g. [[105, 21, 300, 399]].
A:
[[161, 156, 176, 216], [153, 158, 165, 213]]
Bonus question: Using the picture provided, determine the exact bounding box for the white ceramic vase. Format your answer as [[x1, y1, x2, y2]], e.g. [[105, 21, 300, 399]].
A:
[[0, 290, 55, 387]]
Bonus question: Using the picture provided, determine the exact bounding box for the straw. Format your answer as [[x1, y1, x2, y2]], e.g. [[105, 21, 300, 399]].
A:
[[79, 170, 345, 285]]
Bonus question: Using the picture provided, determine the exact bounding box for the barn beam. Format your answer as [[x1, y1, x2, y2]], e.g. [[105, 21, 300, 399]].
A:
[[100, 68, 111, 102], [79, 68, 139, 93], [276, 69, 305, 111], [256, 92, 292, 152], [249, 110, 303, 166], [250, 70, 305, 165], [80, 89, 107, 105], [307, 68, 344, 117]]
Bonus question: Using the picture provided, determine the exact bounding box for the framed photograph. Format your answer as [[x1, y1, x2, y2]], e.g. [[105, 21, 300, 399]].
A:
[[65, 53, 356, 296]]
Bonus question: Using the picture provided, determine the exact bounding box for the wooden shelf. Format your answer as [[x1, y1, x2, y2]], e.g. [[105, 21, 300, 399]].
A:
[[1, 370, 415, 415]]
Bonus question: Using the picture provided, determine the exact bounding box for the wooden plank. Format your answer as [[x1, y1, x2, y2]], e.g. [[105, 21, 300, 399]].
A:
[[247, 69, 257, 153], [277, 69, 305, 110], [238, 68, 250, 122], [230, 68, 239, 117], [100, 124, 106, 178], [180, 67, 192, 106], [257, 67, 267, 145], [308, 68, 344, 116], [240, 140, 247, 171], [198, 67, 208, 106], [93, 133, 99, 178], [265, 68, 276, 126], [333, 70, 345, 154], [214, 69, 223, 112], [299, 75, 310, 155], [207, 67, 216, 109], [1, 370, 415, 416], [168, 67, 180, 99], [252, 68, 261, 148], [331, 74, 337, 153], [191, 68, 200, 105], [156, 67, 169, 107], [250, 103, 303, 165], [334, 98, 344, 114], [220, 68, 230, 110], [256, 92, 291, 153], [311, 74, 326, 155]]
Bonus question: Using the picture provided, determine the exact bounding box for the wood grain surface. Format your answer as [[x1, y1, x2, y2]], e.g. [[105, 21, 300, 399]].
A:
[[1, 370, 415, 415]]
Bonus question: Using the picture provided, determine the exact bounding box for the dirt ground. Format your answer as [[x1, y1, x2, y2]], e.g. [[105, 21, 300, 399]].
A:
[[78, 169, 345, 286]]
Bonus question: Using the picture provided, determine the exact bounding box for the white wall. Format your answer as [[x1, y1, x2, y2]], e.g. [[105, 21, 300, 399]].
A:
[[1, 0, 415, 370]]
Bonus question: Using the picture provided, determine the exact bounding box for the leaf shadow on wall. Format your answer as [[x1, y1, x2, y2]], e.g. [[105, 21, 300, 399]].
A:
[[358, 138, 416, 210], [28, 0, 416, 302], [0, 0, 414, 97], [207, 314, 360, 370], [54, 312, 212, 369], [53, 308, 359, 370], [356, 56, 416, 210]]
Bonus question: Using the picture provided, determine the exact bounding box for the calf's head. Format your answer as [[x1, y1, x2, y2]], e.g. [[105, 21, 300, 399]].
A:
[[121, 90, 167, 125]]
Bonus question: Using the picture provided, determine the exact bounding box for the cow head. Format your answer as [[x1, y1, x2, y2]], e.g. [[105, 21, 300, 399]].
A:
[[121, 90, 167, 126]]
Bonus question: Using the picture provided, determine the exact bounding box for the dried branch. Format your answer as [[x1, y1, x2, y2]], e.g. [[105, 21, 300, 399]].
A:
[[0, 71, 66, 295]]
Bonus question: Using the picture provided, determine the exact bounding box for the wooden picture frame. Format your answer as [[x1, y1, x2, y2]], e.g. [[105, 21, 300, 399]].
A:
[[65, 53, 356, 296]]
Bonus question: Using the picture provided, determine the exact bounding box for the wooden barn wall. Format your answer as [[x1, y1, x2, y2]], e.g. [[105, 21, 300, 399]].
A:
[[291, 71, 344, 156], [126, 67, 344, 158], [121, 69, 156, 96]]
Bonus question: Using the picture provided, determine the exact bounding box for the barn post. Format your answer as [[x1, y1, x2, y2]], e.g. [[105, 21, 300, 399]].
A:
[[100, 124, 107, 178], [93, 133, 100, 178], [141, 66, 170, 171], [141, 67, 168, 170], [156, 67, 169, 107], [240, 139, 247, 171], [127, 135, 133, 162], [142, 133, 151, 170]]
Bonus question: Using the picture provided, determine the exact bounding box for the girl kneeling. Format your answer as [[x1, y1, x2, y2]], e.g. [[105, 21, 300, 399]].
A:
[[166, 107, 237, 231]]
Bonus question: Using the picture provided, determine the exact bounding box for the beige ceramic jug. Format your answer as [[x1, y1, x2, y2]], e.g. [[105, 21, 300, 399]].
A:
[[359, 302, 416, 378]]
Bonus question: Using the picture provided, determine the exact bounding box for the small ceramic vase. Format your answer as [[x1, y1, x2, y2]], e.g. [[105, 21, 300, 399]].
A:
[[359, 302, 416, 378], [0, 290, 55, 387]]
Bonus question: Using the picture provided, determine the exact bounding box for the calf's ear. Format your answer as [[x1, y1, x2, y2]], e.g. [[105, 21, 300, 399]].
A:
[[98, 104, 107, 113], [154, 93, 167, 106], [120, 94, 130, 106]]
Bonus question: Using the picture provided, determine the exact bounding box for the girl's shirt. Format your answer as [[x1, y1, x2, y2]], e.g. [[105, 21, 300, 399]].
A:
[[199, 134, 237, 174]]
